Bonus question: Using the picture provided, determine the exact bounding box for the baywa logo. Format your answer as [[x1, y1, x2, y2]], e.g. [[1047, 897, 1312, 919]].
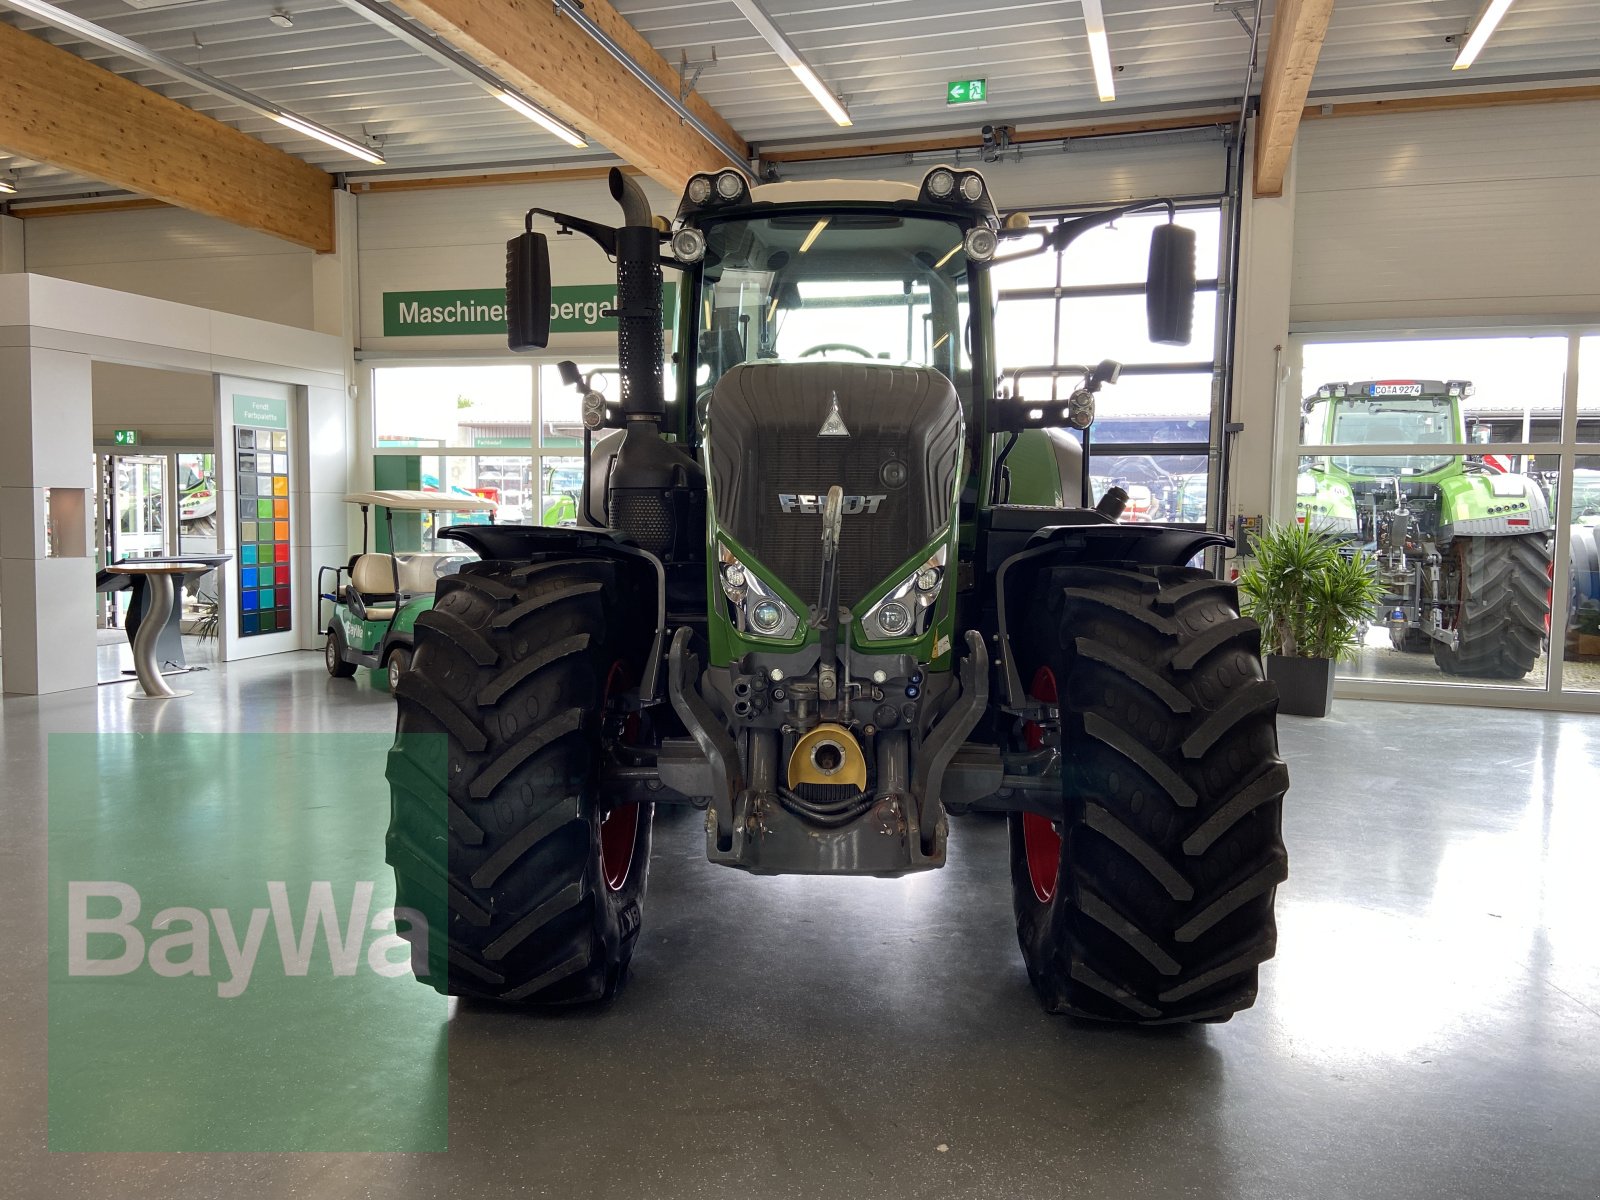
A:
[[67, 880, 428, 999], [779, 493, 887, 514]]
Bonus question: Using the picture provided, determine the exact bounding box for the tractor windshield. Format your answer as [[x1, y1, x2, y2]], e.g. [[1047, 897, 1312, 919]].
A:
[[693, 210, 973, 397], [1329, 395, 1457, 476]]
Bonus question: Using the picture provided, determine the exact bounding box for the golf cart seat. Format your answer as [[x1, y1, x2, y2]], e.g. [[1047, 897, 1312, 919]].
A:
[[348, 553, 402, 620]]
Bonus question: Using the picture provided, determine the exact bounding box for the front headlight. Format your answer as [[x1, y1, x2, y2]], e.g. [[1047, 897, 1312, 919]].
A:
[[1296, 473, 1318, 497], [860, 546, 948, 642], [718, 543, 801, 640]]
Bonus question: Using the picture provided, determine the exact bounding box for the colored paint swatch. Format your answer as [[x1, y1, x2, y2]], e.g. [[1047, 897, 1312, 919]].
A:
[[234, 416, 294, 639]]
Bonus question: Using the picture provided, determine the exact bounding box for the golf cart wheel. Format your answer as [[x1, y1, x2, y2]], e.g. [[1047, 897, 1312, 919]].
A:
[[1432, 534, 1550, 680], [1008, 563, 1289, 1024], [325, 626, 357, 678], [385, 644, 412, 692], [385, 557, 654, 1004]]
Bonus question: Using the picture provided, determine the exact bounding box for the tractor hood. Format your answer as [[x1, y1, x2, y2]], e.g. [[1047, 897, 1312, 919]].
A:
[[705, 361, 963, 612]]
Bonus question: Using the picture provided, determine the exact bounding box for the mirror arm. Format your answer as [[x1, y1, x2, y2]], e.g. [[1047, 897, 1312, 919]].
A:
[[982, 197, 1179, 267], [525, 206, 618, 257]]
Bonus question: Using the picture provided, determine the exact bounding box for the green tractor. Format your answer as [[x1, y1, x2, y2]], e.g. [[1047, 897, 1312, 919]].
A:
[[1297, 380, 1553, 677], [385, 168, 1288, 1024]]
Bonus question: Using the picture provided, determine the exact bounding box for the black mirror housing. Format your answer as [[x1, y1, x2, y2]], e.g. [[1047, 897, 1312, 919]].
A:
[[557, 359, 583, 388], [506, 230, 551, 351], [1146, 222, 1196, 346]]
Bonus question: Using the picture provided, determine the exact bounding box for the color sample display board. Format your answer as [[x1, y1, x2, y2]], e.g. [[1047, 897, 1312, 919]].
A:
[[232, 396, 292, 637]]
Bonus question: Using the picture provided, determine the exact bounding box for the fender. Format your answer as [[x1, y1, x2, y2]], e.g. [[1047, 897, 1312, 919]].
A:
[[439, 525, 669, 703], [992, 521, 1233, 709]]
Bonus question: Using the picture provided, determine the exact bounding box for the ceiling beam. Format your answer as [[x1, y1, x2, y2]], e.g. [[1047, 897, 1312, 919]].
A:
[[0, 22, 334, 250], [392, 0, 748, 189], [1253, 0, 1336, 198]]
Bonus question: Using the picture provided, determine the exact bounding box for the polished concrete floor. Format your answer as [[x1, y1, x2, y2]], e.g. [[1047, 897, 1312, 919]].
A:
[[2, 649, 1598, 1198]]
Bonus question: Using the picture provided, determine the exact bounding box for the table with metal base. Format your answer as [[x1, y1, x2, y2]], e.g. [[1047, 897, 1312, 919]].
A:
[[108, 564, 209, 699]]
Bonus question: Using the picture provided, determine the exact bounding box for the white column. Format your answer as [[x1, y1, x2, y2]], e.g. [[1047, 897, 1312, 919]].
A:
[[0, 342, 97, 694], [1227, 120, 1299, 544], [0, 215, 23, 273]]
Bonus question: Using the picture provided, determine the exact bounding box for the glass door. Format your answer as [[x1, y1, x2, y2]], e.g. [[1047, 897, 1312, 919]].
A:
[[106, 453, 170, 562]]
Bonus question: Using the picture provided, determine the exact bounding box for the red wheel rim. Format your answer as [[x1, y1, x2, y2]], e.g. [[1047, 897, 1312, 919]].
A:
[[1021, 666, 1062, 904], [599, 661, 640, 892]]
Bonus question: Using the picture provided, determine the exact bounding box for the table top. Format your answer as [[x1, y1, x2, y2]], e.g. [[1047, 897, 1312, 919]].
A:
[[108, 563, 212, 576]]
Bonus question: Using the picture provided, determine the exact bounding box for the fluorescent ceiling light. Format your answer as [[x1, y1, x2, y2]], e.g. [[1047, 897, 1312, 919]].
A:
[[326, 0, 587, 150], [1453, 0, 1519, 70], [495, 92, 588, 148], [0, 178, 16, 195], [799, 218, 829, 253], [729, 0, 852, 127], [0, 0, 386, 165], [273, 113, 385, 165], [1080, 0, 1115, 102]]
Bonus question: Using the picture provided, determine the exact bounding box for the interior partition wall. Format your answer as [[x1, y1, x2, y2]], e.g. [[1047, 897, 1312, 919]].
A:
[[1283, 324, 1600, 711]]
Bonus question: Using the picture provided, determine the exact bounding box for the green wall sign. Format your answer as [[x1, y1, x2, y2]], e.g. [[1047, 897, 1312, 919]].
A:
[[113, 429, 139, 446], [946, 78, 987, 105], [382, 285, 676, 337], [231, 395, 287, 430]]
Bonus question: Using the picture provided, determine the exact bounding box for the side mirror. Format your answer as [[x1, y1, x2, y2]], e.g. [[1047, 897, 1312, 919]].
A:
[[505, 230, 551, 351], [1090, 359, 1122, 387], [1146, 222, 1196, 346], [557, 359, 583, 388]]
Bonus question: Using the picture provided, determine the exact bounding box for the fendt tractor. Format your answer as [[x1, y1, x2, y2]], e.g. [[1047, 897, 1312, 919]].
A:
[[1297, 379, 1554, 678], [384, 167, 1289, 1024]]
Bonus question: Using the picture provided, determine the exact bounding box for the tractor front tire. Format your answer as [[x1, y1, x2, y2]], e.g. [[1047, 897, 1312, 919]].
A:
[[386, 557, 653, 1004], [1432, 534, 1550, 680], [1008, 564, 1289, 1024]]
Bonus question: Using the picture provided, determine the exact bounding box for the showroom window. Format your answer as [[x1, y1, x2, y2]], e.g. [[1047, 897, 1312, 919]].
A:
[[1291, 330, 1600, 701], [371, 361, 610, 529], [992, 206, 1223, 526]]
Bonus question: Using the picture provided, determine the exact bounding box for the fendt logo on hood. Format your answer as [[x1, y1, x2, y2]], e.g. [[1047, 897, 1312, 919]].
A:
[[778, 494, 886, 515]]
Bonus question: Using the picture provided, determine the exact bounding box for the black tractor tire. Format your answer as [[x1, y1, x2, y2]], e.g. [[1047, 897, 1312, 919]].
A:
[[385, 557, 654, 1004], [325, 625, 357, 677], [1389, 626, 1430, 653], [1432, 534, 1550, 680], [1007, 563, 1289, 1024]]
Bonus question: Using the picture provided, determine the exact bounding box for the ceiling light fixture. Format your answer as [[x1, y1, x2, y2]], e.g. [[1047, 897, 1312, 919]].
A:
[[326, 0, 587, 149], [1080, 0, 1116, 102], [0, 177, 16, 195], [1453, 0, 1519, 71], [493, 91, 588, 149], [269, 9, 294, 29], [728, 0, 852, 127], [0, 0, 385, 164], [272, 112, 385, 165]]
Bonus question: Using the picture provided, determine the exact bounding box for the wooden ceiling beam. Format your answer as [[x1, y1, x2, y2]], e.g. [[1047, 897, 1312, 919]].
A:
[[0, 22, 334, 251], [1254, 0, 1336, 198], [392, 0, 747, 190]]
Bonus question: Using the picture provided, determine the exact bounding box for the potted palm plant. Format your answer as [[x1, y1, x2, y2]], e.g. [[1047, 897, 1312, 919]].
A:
[[1237, 521, 1383, 717]]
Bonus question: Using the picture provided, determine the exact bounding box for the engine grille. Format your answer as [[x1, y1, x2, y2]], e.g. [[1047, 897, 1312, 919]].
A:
[[706, 361, 963, 610], [755, 432, 911, 605]]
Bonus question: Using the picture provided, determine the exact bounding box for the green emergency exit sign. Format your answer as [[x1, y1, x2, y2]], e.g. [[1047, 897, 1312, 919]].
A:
[[113, 429, 139, 446], [947, 78, 987, 105]]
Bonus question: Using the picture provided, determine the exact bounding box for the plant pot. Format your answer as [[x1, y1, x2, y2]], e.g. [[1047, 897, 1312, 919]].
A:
[[1265, 654, 1335, 718]]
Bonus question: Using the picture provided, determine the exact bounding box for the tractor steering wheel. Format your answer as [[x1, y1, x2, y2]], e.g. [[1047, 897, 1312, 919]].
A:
[[799, 343, 876, 360]]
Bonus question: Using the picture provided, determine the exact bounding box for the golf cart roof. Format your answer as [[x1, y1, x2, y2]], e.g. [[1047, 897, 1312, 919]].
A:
[[343, 489, 497, 513]]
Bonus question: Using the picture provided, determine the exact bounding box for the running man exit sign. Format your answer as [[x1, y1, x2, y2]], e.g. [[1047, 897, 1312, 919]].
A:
[[946, 79, 987, 105], [113, 429, 139, 446]]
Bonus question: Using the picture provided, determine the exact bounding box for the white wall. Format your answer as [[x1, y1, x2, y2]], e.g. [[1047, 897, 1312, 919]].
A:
[[1290, 102, 1600, 324], [356, 176, 679, 357], [22, 207, 317, 330], [91, 362, 214, 445]]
